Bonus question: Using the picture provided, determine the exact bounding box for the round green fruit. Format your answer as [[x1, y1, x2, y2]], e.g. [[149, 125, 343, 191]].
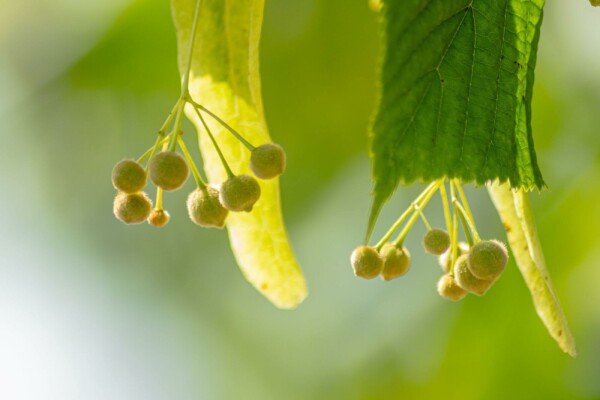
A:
[[423, 228, 451, 255], [149, 151, 189, 191], [250, 143, 286, 179], [350, 245, 383, 280], [187, 186, 229, 228], [454, 254, 494, 295], [111, 159, 147, 193], [219, 174, 261, 212], [467, 240, 508, 280], [379, 243, 410, 281], [438, 242, 469, 273], [113, 192, 152, 224], [437, 273, 468, 301]]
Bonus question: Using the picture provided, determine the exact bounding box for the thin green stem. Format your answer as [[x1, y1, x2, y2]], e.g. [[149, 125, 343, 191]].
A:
[[168, 102, 186, 152], [192, 106, 234, 178], [144, 99, 184, 170], [439, 181, 452, 234], [416, 205, 432, 230], [181, 0, 202, 95], [455, 202, 474, 246], [454, 179, 479, 242], [137, 136, 170, 164], [449, 183, 459, 274], [451, 180, 481, 242], [374, 181, 439, 250], [156, 187, 164, 210], [177, 137, 206, 189], [159, 98, 184, 135], [155, 142, 168, 210], [189, 99, 255, 151], [391, 181, 442, 247]]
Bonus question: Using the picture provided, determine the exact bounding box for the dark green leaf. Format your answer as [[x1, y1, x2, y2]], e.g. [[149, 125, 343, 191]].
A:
[[368, 0, 546, 236]]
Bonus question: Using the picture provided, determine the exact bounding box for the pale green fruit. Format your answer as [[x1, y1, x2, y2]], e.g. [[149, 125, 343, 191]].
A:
[[187, 187, 229, 228], [437, 274, 467, 301], [149, 151, 189, 191], [250, 143, 286, 179], [112, 159, 147, 193], [423, 228, 451, 255], [454, 254, 494, 296], [219, 174, 261, 212], [350, 245, 383, 280], [468, 240, 508, 280], [379, 243, 410, 281], [438, 242, 469, 273], [113, 192, 152, 224]]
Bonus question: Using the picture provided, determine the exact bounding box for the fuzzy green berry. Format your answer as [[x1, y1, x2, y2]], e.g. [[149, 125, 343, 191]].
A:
[[113, 192, 152, 224], [438, 242, 469, 273], [437, 274, 467, 301], [111, 159, 147, 193], [454, 254, 494, 296], [379, 243, 410, 281], [350, 245, 383, 280], [148, 208, 170, 227], [187, 186, 229, 228], [423, 228, 451, 255], [250, 143, 286, 179], [467, 240, 508, 280], [149, 151, 189, 191], [219, 174, 261, 212]]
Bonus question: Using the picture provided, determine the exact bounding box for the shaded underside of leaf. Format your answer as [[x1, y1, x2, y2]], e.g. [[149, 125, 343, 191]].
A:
[[369, 0, 546, 232], [488, 183, 576, 357], [171, 0, 307, 309]]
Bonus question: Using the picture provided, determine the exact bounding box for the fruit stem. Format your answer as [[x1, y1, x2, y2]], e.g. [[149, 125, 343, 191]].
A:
[[156, 187, 164, 210], [454, 179, 479, 239], [155, 141, 168, 210], [177, 137, 207, 189], [450, 180, 481, 243], [145, 99, 185, 170], [168, 102, 186, 152], [415, 205, 432, 230], [449, 182, 460, 273], [192, 106, 235, 178], [159, 98, 184, 136], [188, 99, 256, 151], [137, 136, 170, 164], [374, 180, 440, 250], [391, 180, 442, 247], [455, 202, 474, 247], [180, 0, 202, 97], [439, 181, 452, 235]]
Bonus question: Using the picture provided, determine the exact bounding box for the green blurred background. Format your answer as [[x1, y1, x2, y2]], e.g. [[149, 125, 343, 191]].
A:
[[1, 1, 599, 399]]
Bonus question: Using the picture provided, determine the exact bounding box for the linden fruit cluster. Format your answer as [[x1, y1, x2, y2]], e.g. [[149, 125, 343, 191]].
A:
[[350, 178, 509, 301], [110, 101, 286, 229], [110, 0, 286, 230]]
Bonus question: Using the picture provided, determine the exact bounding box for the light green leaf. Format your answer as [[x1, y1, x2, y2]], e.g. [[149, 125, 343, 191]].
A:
[[488, 183, 576, 357], [369, 0, 546, 234], [171, 0, 307, 309]]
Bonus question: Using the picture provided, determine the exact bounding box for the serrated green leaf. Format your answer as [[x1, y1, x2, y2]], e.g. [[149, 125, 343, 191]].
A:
[[171, 0, 307, 309], [488, 183, 576, 357], [369, 0, 546, 230]]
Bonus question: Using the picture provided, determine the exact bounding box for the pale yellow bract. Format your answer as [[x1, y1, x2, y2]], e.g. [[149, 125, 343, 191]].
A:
[[171, 0, 307, 309], [488, 183, 576, 357]]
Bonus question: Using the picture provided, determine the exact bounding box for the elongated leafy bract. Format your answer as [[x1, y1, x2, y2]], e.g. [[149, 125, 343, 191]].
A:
[[488, 183, 576, 357], [171, 0, 307, 309]]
